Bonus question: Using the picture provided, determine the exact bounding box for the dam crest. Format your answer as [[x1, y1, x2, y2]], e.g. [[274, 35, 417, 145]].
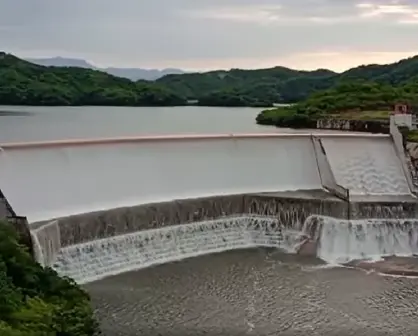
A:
[[1, 130, 418, 283]]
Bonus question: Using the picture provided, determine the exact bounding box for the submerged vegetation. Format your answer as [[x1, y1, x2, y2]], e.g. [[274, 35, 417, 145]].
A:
[[0, 220, 99, 336]]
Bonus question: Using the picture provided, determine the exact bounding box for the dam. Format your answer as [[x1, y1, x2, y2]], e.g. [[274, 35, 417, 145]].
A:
[[2, 129, 418, 335]]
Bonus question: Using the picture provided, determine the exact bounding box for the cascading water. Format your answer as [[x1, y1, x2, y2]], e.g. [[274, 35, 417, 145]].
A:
[[321, 137, 410, 195], [0, 137, 322, 223], [30, 214, 418, 284], [45, 215, 305, 284], [306, 216, 418, 264], [30, 220, 61, 267]]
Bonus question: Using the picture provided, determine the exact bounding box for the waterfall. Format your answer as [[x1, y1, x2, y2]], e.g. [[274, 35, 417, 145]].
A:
[[29, 214, 418, 284], [30, 220, 61, 267], [321, 137, 410, 195], [49, 215, 306, 284], [313, 217, 418, 264]]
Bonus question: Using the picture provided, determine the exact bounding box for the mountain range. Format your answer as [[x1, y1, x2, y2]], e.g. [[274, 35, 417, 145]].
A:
[[26, 57, 185, 81], [2, 51, 418, 107]]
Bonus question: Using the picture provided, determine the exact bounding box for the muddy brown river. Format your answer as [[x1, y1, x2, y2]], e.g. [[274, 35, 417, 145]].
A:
[[86, 248, 418, 336]]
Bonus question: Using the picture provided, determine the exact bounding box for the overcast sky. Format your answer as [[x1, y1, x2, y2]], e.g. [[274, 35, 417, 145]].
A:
[[1, 0, 418, 71]]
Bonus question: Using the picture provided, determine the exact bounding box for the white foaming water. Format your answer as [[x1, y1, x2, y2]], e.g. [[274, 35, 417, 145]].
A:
[[316, 216, 418, 264], [49, 216, 304, 284], [321, 137, 410, 195], [30, 220, 61, 267], [31, 215, 418, 284]]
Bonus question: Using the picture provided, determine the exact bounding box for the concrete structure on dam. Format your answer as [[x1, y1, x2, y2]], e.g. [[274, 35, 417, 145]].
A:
[[1, 130, 418, 283]]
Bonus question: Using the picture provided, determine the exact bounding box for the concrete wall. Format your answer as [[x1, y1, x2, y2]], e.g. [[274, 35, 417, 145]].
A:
[[0, 136, 323, 223], [317, 119, 390, 134], [311, 136, 349, 200], [0, 188, 15, 218], [0, 196, 9, 218], [390, 119, 417, 195], [31, 193, 348, 248]]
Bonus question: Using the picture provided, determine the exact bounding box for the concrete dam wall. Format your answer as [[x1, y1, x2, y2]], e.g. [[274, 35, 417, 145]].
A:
[[1, 133, 417, 283]]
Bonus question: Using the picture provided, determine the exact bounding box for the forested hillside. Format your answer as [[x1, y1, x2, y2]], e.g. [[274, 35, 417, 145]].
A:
[[0, 220, 99, 335], [256, 80, 418, 128], [0, 52, 186, 106], [157, 67, 337, 105], [1, 51, 418, 107]]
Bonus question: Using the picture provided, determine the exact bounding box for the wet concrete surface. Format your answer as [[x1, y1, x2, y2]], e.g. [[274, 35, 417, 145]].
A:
[[86, 249, 418, 336], [349, 256, 418, 277]]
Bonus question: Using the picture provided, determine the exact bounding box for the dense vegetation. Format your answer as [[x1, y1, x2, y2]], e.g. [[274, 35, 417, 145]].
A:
[[256, 81, 418, 128], [0, 220, 99, 335], [157, 55, 418, 105], [1, 51, 418, 107], [157, 67, 336, 105], [0, 52, 186, 106]]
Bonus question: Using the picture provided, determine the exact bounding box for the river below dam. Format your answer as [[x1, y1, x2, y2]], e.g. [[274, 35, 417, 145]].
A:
[[2, 105, 418, 335], [86, 248, 418, 336]]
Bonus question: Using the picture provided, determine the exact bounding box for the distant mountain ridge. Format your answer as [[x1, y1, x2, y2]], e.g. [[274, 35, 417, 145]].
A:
[[2, 51, 418, 107], [26, 56, 185, 81], [0, 52, 187, 106]]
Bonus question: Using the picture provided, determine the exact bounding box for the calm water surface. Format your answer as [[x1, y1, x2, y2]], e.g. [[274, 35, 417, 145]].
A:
[[0, 105, 281, 143], [0, 105, 360, 143]]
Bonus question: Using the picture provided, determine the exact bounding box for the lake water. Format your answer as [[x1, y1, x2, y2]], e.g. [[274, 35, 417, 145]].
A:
[[0, 105, 282, 143]]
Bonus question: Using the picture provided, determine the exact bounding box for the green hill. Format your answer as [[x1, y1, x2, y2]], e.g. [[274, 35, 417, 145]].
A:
[[0, 52, 186, 106], [1, 52, 418, 107], [156, 55, 418, 106], [256, 80, 418, 128], [0, 220, 99, 335], [157, 67, 337, 105]]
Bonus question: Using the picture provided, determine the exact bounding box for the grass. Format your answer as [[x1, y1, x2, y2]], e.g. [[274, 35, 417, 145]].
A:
[[329, 110, 390, 121]]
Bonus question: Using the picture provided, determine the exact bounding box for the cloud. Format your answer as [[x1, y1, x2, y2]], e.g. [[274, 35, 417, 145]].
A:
[[0, 0, 417, 70]]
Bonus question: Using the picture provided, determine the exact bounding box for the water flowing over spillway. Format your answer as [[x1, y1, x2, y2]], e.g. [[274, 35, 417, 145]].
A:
[[49, 216, 302, 284], [0, 136, 322, 223], [307, 217, 418, 264], [321, 137, 410, 195], [2, 133, 418, 285], [33, 215, 418, 284]]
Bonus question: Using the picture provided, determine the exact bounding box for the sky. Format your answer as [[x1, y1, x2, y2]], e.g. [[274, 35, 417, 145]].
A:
[[1, 0, 418, 72]]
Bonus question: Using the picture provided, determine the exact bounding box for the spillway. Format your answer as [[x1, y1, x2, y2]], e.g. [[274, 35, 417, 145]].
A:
[[39, 214, 418, 284], [321, 137, 410, 195], [1, 132, 418, 285], [307, 216, 418, 264], [0, 135, 322, 223]]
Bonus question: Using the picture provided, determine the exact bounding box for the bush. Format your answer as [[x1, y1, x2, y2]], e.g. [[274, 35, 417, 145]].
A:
[[0, 220, 100, 335], [256, 106, 317, 128]]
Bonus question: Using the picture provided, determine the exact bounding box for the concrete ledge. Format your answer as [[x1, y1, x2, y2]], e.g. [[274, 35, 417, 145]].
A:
[[31, 192, 348, 248], [350, 200, 418, 219], [0, 132, 390, 150]]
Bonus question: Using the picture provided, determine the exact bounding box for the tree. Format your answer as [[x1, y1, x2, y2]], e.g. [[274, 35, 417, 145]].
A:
[[0, 220, 100, 336]]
